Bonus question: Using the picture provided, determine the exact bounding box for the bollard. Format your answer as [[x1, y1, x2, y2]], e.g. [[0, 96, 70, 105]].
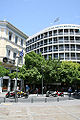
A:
[[45, 98, 47, 102], [57, 97, 59, 102], [4, 97, 6, 103], [31, 98, 33, 103]]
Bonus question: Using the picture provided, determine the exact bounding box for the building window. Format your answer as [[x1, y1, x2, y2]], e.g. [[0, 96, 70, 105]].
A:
[[21, 39, 23, 46], [13, 53, 16, 59], [15, 36, 18, 44], [7, 49, 10, 57], [9, 32, 12, 40]]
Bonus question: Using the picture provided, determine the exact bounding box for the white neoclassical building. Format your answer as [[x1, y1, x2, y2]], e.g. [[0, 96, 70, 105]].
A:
[[26, 24, 80, 62], [0, 20, 28, 92]]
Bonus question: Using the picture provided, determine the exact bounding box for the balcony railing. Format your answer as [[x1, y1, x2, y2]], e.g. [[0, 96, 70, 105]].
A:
[[65, 57, 70, 60], [77, 57, 80, 60], [59, 48, 64, 51], [75, 32, 80, 35], [70, 48, 75, 51], [64, 40, 69, 43], [53, 49, 58, 52], [76, 49, 80, 51], [71, 57, 76, 60], [65, 48, 69, 51]]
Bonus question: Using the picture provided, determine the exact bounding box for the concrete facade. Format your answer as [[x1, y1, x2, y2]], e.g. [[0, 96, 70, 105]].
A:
[[26, 24, 80, 62]]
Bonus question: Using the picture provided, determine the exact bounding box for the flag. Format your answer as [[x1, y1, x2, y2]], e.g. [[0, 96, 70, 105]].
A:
[[20, 50, 23, 57], [54, 17, 60, 23]]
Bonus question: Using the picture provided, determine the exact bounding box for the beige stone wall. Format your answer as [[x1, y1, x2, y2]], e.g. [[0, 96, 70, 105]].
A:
[[0, 25, 27, 68]]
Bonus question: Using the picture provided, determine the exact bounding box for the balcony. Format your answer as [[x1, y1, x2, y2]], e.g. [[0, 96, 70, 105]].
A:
[[53, 49, 58, 52], [53, 41, 58, 43], [60, 57, 64, 60], [76, 40, 80, 43], [59, 48, 64, 51], [70, 40, 75, 43], [71, 57, 76, 60], [59, 40, 64, 43], [65, 57, 70, 60], [65, 48, 69, 51], [76, 57, 80, 60], [76, 49, 80, 51], [70, 48, 75, 51], [70, 32, 74, 35], [58, 32, 63, 35], [75, 32, 80, 35], [49, 49, 52, 52], [64, 40, 69, 43], [64, 32, 68, 35]]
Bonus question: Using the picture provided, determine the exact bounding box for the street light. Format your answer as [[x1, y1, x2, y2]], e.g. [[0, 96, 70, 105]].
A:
[[42, 66, 44, 96], [15, 56, 19, 102], [15, 50, 23, 102]]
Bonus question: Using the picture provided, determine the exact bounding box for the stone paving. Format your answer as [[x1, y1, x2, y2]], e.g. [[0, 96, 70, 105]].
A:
[[0, 99, 80, 120]]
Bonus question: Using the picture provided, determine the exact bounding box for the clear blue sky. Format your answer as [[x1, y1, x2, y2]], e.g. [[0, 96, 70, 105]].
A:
[[0, 0, 80, 36]]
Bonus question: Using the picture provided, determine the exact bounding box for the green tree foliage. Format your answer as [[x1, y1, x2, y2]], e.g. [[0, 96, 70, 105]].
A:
[[0, 65, 10, 77], [9, 51, 80, 86], [24, 51, 45, 84], [60, 61, 80, 84]]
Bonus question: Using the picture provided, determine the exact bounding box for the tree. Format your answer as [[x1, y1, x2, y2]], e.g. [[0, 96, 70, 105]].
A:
[[0, 65, 9, 77], [60, 61, 80, 85], [47, 59, 61, 83], [24, 51, 46, 84]]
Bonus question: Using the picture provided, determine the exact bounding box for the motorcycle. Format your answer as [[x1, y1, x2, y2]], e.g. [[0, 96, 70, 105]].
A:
[[46, 90, 64, 97]]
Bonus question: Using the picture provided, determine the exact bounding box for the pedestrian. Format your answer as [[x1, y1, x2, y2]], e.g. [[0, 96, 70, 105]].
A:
[[68, 87, 72, 97], [25, 85, 30, 98], [36, 88, 38, 96]]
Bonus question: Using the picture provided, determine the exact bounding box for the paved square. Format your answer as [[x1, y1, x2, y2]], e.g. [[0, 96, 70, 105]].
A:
[[0, 100, 80, 120]]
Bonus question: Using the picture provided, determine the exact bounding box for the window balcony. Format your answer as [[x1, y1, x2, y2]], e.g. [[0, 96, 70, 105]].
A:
[[53, 33, 57, 36], [44, 50, 47, 53], [64, 32, 68, 35], [70, 32, 74, 35], [65, 48, 69, 51], [70, 40, 75, 43], [76, 57, 80, 60], [53, 41, 58, 43], [71, 48, 75, 51], [65, 57, 70, 60], [75, 32, 80, 35], [59, 40, 64, 43], [59, 48, 64, 51], [64, 40, 69, 43], [76, 49, 80, 51], [48, 42, 52, 44], [71, 57, 76, 60], [60, 57, 64, 60], [58, 32, 63, 35], [49, 49, 52, 52], [76, 40, 80, 43], [53, 49, 58, 52]]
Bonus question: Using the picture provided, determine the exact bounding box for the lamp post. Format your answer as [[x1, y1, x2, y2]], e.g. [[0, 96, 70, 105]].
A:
[[15, 56, 19, 102], [15, 50, 23, 102], [42, 66, 44, 96]]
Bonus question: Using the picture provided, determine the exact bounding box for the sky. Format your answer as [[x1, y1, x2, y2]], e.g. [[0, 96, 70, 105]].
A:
[[0, 0, 80, 36]]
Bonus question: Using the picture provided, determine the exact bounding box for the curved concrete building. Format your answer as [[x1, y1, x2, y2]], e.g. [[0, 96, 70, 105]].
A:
[[26, 24, 80, 62]]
